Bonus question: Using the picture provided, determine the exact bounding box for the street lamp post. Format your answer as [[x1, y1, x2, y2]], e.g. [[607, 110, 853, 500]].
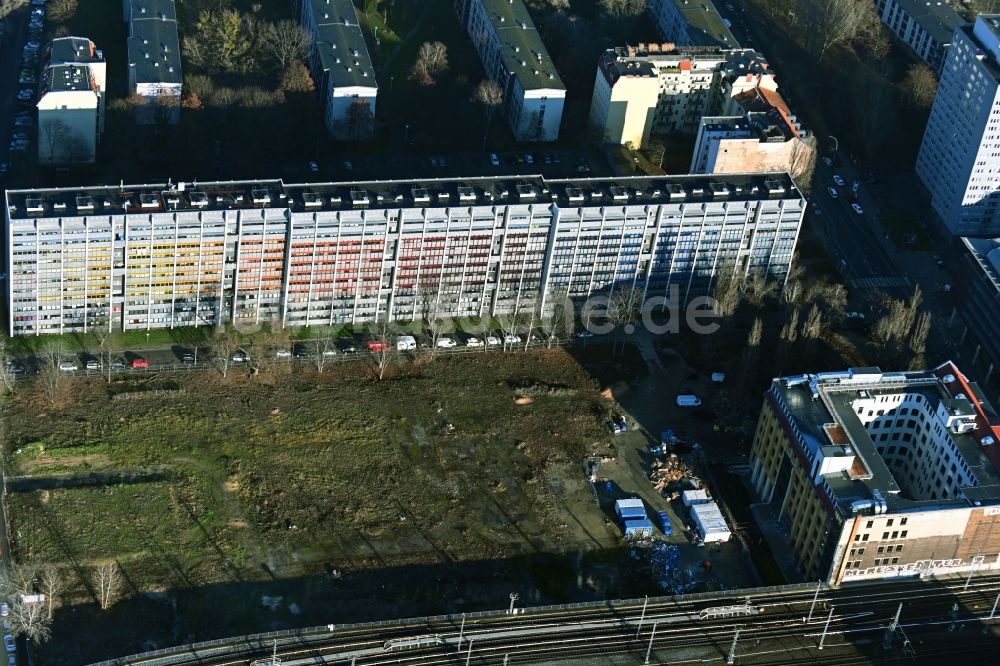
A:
[[828, 135, 839, 154]]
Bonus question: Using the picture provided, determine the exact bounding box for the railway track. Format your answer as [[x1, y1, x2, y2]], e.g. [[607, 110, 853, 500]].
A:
[[101, 574, 1000, 666]]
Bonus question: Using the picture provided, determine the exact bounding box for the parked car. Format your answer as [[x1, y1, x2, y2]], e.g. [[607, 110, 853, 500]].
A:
[[2, 634, 12, 652], [851, 203, 864, 215], [14, 114, 32, 127], [16, 89, 32, 101], [845, 311, 866, 321], [485, 335, 501, 347], [0, 603, 9, 617], [833, 175, 845, 187], [503, 334, 521, 345], [231, 350, 249, 363], [575, 330, 594, 339], [395, 335, 417, 351], [524, 153, 534, 165], [366, 340, 391, 352], [5, 361, 25, 377], [85, 360, 101, 371], [675, 394, 702, 407], [465, 337, 483, 348], [827, 186, 838, 199], [58, 361, 78, 372], [489, 153, 500, 166], [18, 72, 35, 85], [8, 140, 27, 152], [275, 349, 292, 358], [343, 160, 353, 171], [308, 161, 319, 173], [336, 340, 358, 354], [182, 353, 195, 363], [436, 336, 457, 348], [111, 358, 127, 370], [131, 358, 150, 369], [322, 348, 337, 357]]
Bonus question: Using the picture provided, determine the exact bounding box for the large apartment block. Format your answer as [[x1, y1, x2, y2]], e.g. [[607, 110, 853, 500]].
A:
[[590, 44, 777, 147], [300, 0, 378, 139], [957, 237, 1000, 372], [455, 0, 565, 142], [750, 363, 1000, 584], [917, 16, 1000, 237], [875, 0, 962, 73], [124, 0, 182, 124], [4, 174, 804, 335], [647, 0, 738, 49]]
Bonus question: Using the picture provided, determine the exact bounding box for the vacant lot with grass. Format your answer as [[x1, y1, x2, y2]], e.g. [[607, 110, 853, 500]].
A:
[[3, 349, 645, 663]]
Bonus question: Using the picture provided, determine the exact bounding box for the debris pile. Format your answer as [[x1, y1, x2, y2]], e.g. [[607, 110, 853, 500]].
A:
[[648, 542, 699, 594], [649, 456, 697, 493]]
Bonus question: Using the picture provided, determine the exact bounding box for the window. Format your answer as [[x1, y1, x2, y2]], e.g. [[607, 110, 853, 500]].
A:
[[891, 531, 899, 539], [900, 518, 908, 526], [877, 546, 885, 554], [891, 557, 899, 564], [900, 531, 907, 538], [895, 545, 903, 553], [883, 532, 890, 540], [866, 520, 874, 529], [886, 519, 894, 527]]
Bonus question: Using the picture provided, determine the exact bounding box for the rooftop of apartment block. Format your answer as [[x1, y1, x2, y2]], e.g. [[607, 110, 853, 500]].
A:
[[46, 36, 103, 66], [962, 236, 1000, 294], [668, 0, 739, 48], [126, 0, 182, 85], [40, 64, 96, 94], [700, 111, 794, 143], [306, 0, 377, 89], [477, 0, 564, 91], [892, 0, 963, 46], [771, 363, 1000, 519], [4, 173, 803, 221], [599, 44, 772, 83]]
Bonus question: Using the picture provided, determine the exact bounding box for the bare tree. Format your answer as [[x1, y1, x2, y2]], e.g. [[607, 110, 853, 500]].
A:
[[0, 334, 16, 395], [94, 562, 122, 610], [902, 63, 938, 108], [805, 0, 872, 62], [472, 79, 503, 149], [738, 317, 764, 400], [368, 320, 398, 380], [47, 0, 78, 23], [260, 20, 310, 70], [472, 315, 494, 352], [610, 284, 642, 354], [309, 337, 337, 372], [210, 325, 240, 378], [8, 598, 50, 643], [539, 289, 572, 347], [743, 272, 777, 308], [598, 0, 645, 18], [789, 137, 817, 186], [95, 328, 118, 384], [39, 565, 62, 620], [801, 303, 823, 340], [711, 263, 742, 318], [38, 339, 69, 404], [409, 41, 448, 86]]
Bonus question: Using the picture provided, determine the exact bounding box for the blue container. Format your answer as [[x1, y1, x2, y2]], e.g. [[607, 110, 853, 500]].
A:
[[604, 480, 613, 492]]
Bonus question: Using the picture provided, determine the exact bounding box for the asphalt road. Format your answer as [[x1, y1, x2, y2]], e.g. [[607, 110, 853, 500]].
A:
[[0, 3, 28, 176], [90, 573, 1000, 665], [811, 156, 912, 302]]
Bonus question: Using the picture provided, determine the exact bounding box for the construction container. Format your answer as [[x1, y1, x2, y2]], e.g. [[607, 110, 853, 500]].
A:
[[615, 498, 647, 521], [623, 518, 654, 538], [681, 489, 710, 508], [690, 502, 731, 543]]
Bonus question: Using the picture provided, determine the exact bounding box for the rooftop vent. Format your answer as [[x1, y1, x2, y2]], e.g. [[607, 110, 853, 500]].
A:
[[458, 186, 476, 202], [565, 187, 584, 203], [251, 189, 271, 205], [139, 194, 159, 208], [608, 186, 628, 202], [350, 190, 370, 206], [76, 196, 94, 211], [188, 191, 208, 207], [302, 192, 321, 208], [516, 184, 536, 200], [411, 188, 430, 204]]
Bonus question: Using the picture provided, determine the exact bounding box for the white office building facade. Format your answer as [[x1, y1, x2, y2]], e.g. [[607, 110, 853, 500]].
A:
[[917, 16, 1000, 237]]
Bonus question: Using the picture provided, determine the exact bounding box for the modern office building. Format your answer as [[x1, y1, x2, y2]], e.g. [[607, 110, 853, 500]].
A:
[[875, 0, 963, 73], [917, 16, 1000, 237], [647, 0, 739, 49], [691, 87, 814, 180], [957, 237, 1000, 372], [455, 0, 565, 142], [124, 0, 182, 124], [4, 174, 805, 335], [750, 363, 1000, 585], [589, 44, 776, 147], [300, 0, 378, 139]]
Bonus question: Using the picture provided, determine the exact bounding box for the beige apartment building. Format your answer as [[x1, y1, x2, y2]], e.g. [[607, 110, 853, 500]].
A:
[[750, 363, 1000, 584], [589, 44, 777, 148]]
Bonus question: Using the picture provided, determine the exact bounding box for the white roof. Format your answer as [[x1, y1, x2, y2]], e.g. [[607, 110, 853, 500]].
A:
[[616, 498, 645, 509]]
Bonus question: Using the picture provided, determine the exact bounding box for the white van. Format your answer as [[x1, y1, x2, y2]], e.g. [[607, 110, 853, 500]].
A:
[[396, 335, 417, 351], [676, 394, 702, 407]]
